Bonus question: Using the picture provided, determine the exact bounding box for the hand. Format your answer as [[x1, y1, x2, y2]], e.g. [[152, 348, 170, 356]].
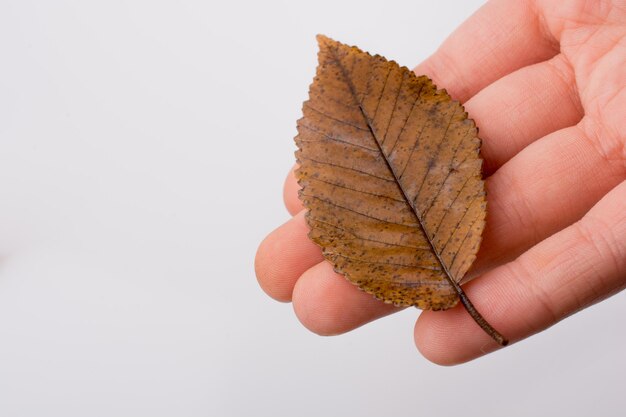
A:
[[255, 0, 626, 364]]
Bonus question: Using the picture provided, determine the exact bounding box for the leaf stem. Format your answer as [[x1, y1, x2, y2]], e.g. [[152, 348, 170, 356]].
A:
[[452, 282, 508, 346]]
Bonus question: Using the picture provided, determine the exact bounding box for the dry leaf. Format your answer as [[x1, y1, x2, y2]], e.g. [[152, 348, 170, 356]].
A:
[[295, 35, 507, 345]]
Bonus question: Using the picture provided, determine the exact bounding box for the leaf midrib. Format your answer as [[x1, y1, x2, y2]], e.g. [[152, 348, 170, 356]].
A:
[[327, 47, 463, 296]]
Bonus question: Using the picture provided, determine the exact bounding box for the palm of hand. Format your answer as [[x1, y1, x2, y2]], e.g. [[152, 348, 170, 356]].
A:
[[256, 0, 626, 364]]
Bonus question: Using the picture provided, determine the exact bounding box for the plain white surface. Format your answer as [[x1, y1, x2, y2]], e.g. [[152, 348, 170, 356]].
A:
[[0, 1, 624, 416]]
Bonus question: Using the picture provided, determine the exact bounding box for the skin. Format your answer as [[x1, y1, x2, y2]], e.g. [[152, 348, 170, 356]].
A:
[[255, 0, 626, 365]]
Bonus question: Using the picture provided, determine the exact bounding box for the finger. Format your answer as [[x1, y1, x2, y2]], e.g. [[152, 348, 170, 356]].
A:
[[415, 179, 626, 365], [464, 54, 583, 175], [413, 0, 559, 102], [255, 211, 323, 302], [472, 123, 626, 276], [292, 261, 400, 335], [283, 165, 303, 216]]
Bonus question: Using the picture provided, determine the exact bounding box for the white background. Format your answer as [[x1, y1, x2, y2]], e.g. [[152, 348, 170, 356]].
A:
[[0, 1, 624, 416]]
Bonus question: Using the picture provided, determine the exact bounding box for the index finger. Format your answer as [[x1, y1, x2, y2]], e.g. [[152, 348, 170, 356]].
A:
[[414, 0, 559, 102]]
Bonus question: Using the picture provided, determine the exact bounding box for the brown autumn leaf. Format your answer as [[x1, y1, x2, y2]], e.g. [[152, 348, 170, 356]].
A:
[[295, 35, 507, 346]]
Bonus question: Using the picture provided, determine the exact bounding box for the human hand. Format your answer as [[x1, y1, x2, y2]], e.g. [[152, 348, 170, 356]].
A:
[[255, 0, 626, 364]]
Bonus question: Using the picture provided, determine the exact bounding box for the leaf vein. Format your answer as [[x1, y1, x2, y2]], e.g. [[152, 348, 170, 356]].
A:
[[372, 67, 393, 121], [297, 156, 395, 183], [301, 194, 417, 227], [414, 106, 458, 201], [330, 253, 441, 271], [422, 133, 473, 216], [439, 195, 480, 255], [306, 176, 405, 202], [381, 71, 406, 146], [387, 82, 425, 157], [304, 103, 369, 131], [309, 218, 430, 251], [298, 123, 378, 152]]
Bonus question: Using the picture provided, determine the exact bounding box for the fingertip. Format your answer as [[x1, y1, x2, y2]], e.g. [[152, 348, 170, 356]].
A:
[[255, 211, 322, 302], [291, 264, 342, 336], [413, 308, 496, 366], [284, 165, 303, 216], [255, 231, 293, 303], [292, 262, 400, 336], [413, 280, 510, 365]]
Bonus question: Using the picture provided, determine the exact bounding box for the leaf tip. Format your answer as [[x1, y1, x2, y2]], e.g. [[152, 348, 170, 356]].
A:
[[315, 33, 331, 44], [315, 34, 338, 52]]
